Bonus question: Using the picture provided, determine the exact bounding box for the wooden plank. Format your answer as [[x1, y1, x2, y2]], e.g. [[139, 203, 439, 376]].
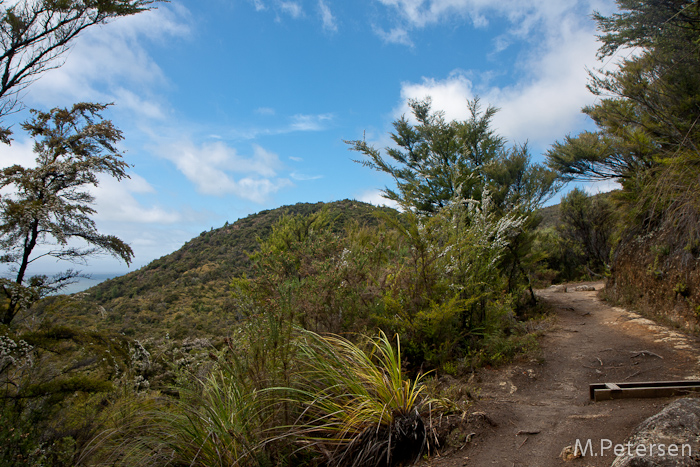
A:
[[590, 381, 700, 401]]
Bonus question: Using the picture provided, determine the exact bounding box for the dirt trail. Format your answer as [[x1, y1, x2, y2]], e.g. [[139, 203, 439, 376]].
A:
[[422, 282, 700, 467]]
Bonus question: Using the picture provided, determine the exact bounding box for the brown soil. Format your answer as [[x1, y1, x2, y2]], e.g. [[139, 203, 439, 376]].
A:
[[420, 281, 700, 467]]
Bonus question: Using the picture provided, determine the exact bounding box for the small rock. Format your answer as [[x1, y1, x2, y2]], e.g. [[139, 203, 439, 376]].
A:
[[560, 444, 582, 461], [575, 285, 596, 291]]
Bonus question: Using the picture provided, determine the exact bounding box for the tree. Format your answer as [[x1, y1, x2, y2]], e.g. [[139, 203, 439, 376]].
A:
[[0, 0, 157, 143], [348, 97, 560, 300], [546, 0, 700, 246], [0, 102, 133, 325], [346, 97, 505, 215], [485, 145, 560, 213], [558, 188, 616, 276], [548, 0, 700, 177]]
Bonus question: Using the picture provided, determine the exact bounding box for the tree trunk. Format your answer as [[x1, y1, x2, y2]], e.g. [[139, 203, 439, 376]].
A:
[[2, 219, 40, 325]]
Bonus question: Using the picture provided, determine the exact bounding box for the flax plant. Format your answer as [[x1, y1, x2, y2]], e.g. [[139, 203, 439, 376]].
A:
[[160, 369, 261, 466], [288, 329, 428, 467]]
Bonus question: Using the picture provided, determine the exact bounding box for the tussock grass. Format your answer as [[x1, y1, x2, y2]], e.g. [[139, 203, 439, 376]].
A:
[[285, 329, 428, 467], [95, 329, 430, 467]]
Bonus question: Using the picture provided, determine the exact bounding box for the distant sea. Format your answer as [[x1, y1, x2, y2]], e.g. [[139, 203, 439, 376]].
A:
[[58, 273, 120, 295]]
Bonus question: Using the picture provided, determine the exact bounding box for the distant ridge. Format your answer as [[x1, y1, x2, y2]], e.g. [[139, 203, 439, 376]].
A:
[[78, 200, 396, 338]]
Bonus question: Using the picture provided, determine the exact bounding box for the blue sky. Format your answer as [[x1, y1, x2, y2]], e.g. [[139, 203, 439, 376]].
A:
[[2, 0, 618, 280]]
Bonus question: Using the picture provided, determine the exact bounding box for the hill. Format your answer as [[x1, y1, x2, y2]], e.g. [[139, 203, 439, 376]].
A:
[[70, 200, 396, 338], [42, 193, 612, 339], [536, 202, 561, 230], [53, 197, 572, 339]]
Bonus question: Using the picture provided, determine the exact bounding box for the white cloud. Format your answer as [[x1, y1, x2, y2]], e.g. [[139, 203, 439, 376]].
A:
[[159, 140, 292, 202], [357, 189, 400, 209], [485, 24, 599, 146], [319, 0, 338, 32], [290, 113, 334, 131], [279, 1, 303, 18], [373, 0, 616, 47], [398, 72, 475, 121], [374, 25, 414, 46], [394, 2, 612, 149], [0, 138, 36, 168], [25, 4, 191, 119], [377, 0, 582, 30], [256, 107, 276, 115], [224, 112, 335, 140], [492, 35, 511, 54], [290, 172, 323, 181], [94, 173, 182, 224], [0, 139, 37, 201], [111, 88, 166, 120], [289, 156, 303, 162], [252, 0, 266, 11]]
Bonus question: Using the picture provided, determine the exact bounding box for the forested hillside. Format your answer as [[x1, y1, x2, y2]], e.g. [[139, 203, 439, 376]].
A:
[[57, 200, 396, 338]]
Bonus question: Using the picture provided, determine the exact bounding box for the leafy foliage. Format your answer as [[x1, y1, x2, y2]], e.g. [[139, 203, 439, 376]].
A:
[[237, 195, 528, 372], [111, 326, 430, 467], [288, 329, 428, 467], [233, 207, 403, 336], [349, 97, 516, 215], [558, 188, 616, 275], [81, 200, 394, 339], [0, 0, 158, 142], [0, 323, 134, 466], [349, 97, 559, 310], [547, 0, 700, 251], [0, 103, 133, 325]]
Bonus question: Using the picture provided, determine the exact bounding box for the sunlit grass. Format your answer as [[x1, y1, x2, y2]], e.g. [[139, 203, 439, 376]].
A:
[[94, 328, 432, 467], [285, 329, 428, 467], [96, 370, 267, 467]]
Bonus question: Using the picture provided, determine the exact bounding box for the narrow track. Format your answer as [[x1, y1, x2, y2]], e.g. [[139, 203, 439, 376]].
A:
[[422, 282, 700, 467]]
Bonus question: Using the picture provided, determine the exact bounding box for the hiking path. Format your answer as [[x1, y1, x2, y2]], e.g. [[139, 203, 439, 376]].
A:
[[421, 281, 700, 467]]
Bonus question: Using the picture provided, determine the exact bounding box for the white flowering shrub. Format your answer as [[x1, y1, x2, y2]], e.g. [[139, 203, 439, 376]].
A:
[[428, 195, 524, 297], [0, 335, 34, 385], [376, 194, 525, 368], [0, 334, 36, 409]]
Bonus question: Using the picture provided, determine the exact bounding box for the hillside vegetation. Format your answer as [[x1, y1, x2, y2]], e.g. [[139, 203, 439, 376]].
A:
[[51, 200, 394, 338], [2, 93, 566, 463]]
